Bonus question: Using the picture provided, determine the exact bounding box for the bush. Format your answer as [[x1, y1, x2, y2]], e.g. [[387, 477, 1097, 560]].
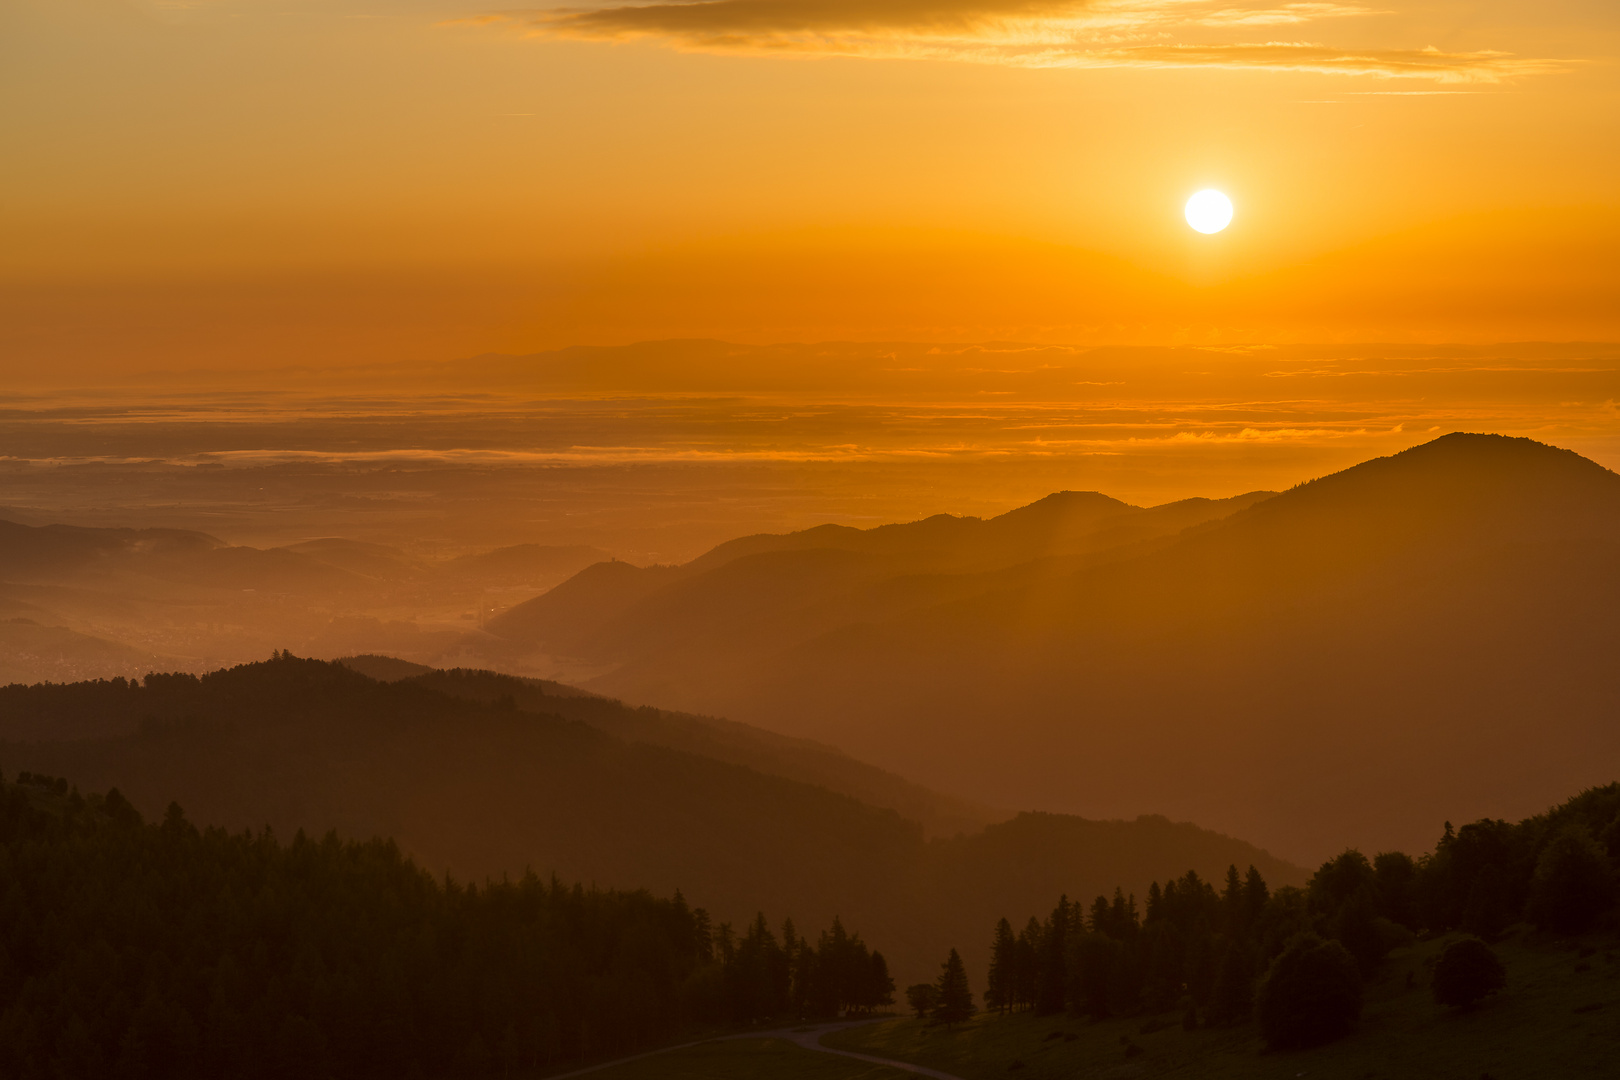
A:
[[1528, 826, 1616, 934], [1431, 937, 1506, 1010], [905, 983, 938, 1020], [1255, 934, 1362, 1049]]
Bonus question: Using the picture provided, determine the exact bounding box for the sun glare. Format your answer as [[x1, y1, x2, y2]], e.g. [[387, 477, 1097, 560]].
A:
[[1185, 189, 1234, 234]]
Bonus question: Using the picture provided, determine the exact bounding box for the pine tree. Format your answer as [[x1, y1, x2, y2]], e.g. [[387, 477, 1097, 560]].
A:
[[1110, 889, 1138, 938], [1221, 865, 1245, 938], [1014, 918, 1041, 1010], [792, 940, 817, 1017], [868, 952, 897, 1010], [985, 918, 1016, 1014], [1035, 896, 1070, 1014], [1088, 895, 1111, 936], [932, 949, 976, 1029], [1243, 865, 1270, 931]]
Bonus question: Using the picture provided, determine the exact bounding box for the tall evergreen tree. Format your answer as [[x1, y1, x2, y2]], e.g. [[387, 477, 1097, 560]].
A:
[[1221, 864, 1245, 938], [932, 949, 976, 1029], [1243, 865, 1270, 930], [1035, 896, 1071, 1014], [868, 952, 897, 1011], [1014, 918, 1041, 1010], [1088, 895, 1111, 937], [985, 918, 1016, 1015], [1146, 881, 1164, 923]]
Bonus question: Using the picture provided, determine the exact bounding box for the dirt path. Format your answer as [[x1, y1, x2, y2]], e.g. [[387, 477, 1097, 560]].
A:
[[777, 1022, 967, 1079], [545, 1020, 966, 1080]]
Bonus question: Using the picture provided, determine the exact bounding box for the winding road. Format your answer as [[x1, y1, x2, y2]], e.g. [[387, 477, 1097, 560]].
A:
[[546, 1020, 966, 1080]]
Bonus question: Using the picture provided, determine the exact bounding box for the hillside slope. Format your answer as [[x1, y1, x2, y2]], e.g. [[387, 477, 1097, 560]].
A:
[[0, 658, 1303, 984], [373, 664, 997, 838], [492, 434, 1620, 860]]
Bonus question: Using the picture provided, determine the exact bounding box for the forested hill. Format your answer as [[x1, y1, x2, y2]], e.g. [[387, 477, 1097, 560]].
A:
[[336, 658, 997, 839], [0, 657, 1302, 984], [0, 771, 894, 1078]]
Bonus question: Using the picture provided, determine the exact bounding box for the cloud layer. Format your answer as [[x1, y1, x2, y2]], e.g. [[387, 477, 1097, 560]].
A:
[[475, 0, 1562, 81]]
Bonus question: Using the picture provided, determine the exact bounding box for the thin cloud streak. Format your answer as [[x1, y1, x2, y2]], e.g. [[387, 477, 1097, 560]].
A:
[[472, 0, 1567, 81]]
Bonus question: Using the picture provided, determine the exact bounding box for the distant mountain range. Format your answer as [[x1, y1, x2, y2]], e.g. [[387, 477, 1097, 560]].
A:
[[0, 657, 1301, 986], [483, 433, 1620, 861], [485, 487, 1273, 678]]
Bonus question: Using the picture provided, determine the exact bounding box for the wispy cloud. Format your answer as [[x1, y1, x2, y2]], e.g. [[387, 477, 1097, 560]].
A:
[[458, 0, 1564, 81]]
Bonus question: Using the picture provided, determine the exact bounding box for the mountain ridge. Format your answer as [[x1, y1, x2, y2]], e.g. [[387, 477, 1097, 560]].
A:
[[483, 433, 1620, 861]]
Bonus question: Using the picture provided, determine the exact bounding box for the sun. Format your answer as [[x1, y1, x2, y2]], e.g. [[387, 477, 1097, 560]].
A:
[[1185, 190, 1234, 234]]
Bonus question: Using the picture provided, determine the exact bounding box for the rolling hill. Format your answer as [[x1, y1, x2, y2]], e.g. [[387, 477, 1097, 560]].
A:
[[0, 657, 1303, 985], [483, 434, 1620, 861]]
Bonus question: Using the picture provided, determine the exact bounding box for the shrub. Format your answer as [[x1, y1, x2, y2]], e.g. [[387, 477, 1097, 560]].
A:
[[1431, 937, 1506, 1010], [905, 983, 938, 1020], [1255, 934, 1362, 1049]]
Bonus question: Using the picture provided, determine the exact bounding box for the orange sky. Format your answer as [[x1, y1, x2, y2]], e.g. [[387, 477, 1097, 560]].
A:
[[3, 0, 1618, 375]]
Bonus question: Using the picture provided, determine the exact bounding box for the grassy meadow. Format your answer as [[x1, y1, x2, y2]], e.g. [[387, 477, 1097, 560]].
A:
[[824, 929, 1620, 1079]]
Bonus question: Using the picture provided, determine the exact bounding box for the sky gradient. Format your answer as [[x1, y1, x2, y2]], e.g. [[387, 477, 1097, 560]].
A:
[[3, 0, 1618, 374]]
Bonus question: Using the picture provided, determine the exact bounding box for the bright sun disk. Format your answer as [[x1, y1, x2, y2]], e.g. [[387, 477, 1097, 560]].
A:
[[1185, 189, 1233, 234]]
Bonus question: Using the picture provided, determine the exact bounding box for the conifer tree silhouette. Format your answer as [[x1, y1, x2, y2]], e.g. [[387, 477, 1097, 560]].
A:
[[932, 948, 976, 1029], [985, 918, 1016, 1015]]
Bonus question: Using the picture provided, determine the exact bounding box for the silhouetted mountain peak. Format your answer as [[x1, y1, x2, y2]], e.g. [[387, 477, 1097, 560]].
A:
[[1296, 432, 1614, 493], [997, 490, 1135, 519], [1224, 433, 1620, 551]]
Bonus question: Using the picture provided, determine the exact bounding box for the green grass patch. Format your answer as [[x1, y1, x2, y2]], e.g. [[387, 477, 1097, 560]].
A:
[[826, 929, 1620, 1079], [584, 1038, 917, 1080]]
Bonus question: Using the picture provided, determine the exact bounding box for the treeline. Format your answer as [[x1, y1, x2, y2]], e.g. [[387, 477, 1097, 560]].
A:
[[703, 913, 894, 1024], [0, 771, 890, 1080], [978, 783, 1620, 1046]]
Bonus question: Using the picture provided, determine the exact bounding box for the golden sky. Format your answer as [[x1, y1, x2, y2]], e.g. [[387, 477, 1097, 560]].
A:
[[1, 0, 1618, 373]]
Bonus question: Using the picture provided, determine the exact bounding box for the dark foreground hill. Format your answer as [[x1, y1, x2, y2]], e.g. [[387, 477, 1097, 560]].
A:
[[334, 659, 997, 838], [485, 434, 1620, 861], [0, 657, 1301, 984]]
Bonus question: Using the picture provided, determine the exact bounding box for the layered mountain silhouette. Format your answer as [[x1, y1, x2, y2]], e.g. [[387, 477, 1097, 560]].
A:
[[486, 488, 1273, 673], [485, 434, 1620, 860], [0, 657, 1301, 985]]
